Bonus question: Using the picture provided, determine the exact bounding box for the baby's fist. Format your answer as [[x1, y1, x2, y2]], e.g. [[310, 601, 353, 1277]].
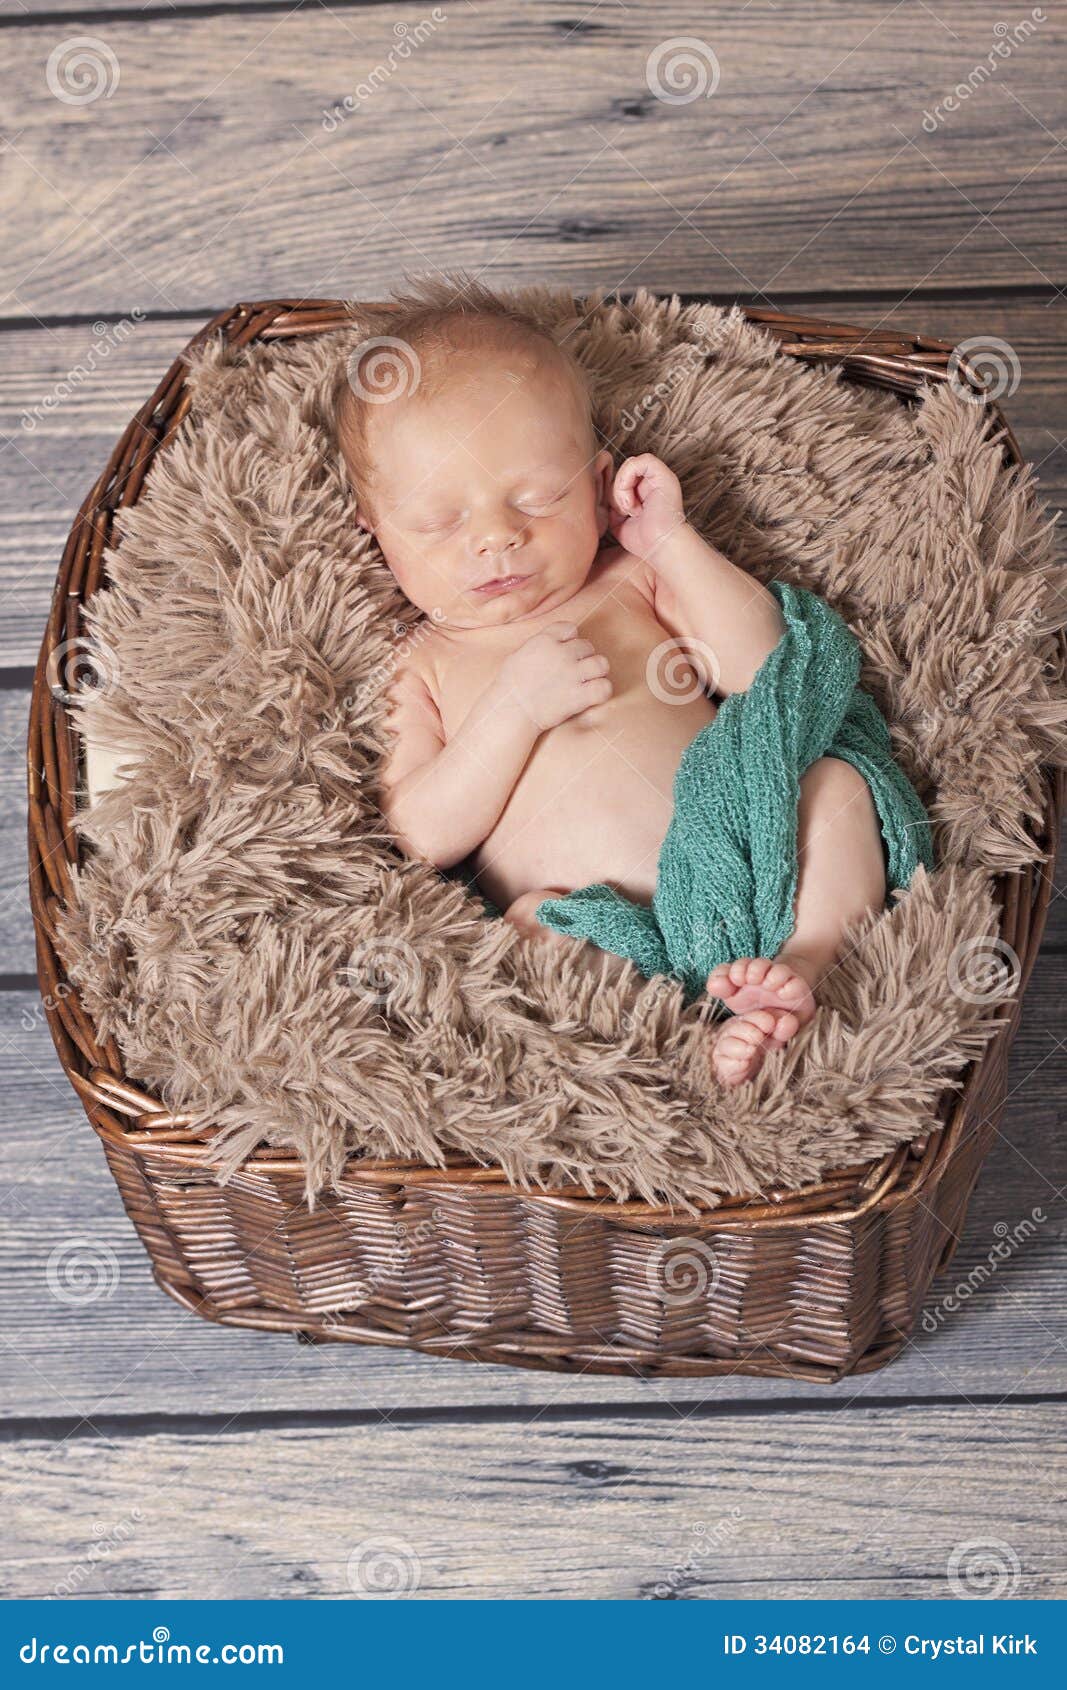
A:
[[498, 623, 612, 730], [609, 454, 687, 562]]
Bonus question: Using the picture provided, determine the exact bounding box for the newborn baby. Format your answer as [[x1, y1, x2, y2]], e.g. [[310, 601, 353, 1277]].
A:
[[335, 288, 888, 1086]]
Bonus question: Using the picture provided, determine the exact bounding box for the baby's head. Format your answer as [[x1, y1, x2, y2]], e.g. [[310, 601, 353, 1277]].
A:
[[334, 277, 614, 629]]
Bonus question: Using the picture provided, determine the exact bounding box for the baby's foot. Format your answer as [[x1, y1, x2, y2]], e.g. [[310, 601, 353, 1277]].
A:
[[707, 957, 818, 1088]]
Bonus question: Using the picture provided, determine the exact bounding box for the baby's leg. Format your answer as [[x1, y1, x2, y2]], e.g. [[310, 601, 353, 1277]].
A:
[[503, 888, 638, 992], [502, 888, 571, 939], [709, 756, 887, 1087]]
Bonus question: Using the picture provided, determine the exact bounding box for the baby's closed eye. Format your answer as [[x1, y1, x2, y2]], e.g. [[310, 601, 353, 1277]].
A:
[[415, 514, 459, 534]]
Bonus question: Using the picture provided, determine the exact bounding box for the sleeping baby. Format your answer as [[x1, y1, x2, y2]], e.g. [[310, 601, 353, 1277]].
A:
[[334, 280, 932, 1087]]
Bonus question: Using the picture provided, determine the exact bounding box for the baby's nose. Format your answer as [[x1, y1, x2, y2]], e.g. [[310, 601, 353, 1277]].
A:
[[474, 522, 524, 557]]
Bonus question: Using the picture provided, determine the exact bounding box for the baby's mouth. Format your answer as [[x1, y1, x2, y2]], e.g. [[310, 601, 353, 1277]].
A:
[[470, 572, 531, 598]]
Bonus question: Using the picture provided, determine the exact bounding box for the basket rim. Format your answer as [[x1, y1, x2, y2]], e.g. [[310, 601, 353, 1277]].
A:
[[25, 293, 1060, 1229]]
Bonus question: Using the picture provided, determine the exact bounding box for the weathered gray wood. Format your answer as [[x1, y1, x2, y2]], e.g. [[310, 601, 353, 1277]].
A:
[[2, 941, 1064, 1419], [11, 0, 227, 12], [1, 295, 1063, 668], [0, 689, 33, 969], [4, 1401, 1065, 1598], [0, 314, 189, 671], [2, 2, 1063, 320], [3, 0, 1062, 1604]]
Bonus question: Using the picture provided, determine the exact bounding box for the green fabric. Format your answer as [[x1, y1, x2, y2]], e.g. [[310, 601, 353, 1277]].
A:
[[536, 580, 935, 1002]]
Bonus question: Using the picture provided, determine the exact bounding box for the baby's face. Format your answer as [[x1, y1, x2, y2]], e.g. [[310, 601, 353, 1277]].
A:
[[357, 354, 613, 629]]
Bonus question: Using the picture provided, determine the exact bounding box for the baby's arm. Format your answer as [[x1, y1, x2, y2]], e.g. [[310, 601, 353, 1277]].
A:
[[381, 624, 611, 868], [611, 454, 785, 695]]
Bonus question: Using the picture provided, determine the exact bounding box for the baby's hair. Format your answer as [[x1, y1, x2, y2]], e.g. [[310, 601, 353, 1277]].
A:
[[332, 272, 596, 520]]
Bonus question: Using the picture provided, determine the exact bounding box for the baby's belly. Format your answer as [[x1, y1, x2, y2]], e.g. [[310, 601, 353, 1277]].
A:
[[473, 691, 717, 912]]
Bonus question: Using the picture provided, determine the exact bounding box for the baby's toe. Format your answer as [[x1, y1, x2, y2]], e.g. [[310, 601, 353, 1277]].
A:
[[722, 1016, 772, 1056], [717, 1065, 752, 1089], [713, 1021, 767, 1086], [714, 1042, 749, 1073], [715, 1018, 763, 1055], [767, 1010, 800, 1046], [742, 1008, 780, 1039], [713, 1042, 752, 1081]]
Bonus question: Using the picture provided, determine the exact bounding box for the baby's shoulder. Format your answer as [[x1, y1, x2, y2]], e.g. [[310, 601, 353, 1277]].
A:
[[392, 620, 443, 688], [588, 543, 657, 604], [382, 622, 447, 725]]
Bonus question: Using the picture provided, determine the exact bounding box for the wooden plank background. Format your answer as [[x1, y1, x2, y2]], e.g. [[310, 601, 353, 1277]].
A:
[[1, 0, 1064, 1601], [2, 1, 1065, 314], [7, 1405, 1065, 1598]]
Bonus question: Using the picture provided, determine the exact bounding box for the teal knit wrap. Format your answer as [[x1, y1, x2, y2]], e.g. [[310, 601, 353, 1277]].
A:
[[536, 580, 934, 1001]]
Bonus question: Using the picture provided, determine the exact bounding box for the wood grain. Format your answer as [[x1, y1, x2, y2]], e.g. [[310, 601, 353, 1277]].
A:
[[0, 689, 35, 969], [5, 1401, 1065, 1597], [1, 294, 1063, 669], [11, 0, 227, 13], [4, 0, 1065, 1603], [2, 2, 1063, 319], [2, 951, 1064, 1420]]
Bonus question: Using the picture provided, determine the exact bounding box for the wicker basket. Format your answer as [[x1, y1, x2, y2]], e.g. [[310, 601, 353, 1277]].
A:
[[27, 298, 1063, 1383]]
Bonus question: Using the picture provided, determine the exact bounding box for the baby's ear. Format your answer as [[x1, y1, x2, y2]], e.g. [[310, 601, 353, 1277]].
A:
[[354, 505, 374, 533], [593, 449, 615, 536]]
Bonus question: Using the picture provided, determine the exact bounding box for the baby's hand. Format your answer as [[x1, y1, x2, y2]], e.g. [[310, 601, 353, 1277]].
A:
[[497, 623, 612, 730], [609, 453, 688, 563]]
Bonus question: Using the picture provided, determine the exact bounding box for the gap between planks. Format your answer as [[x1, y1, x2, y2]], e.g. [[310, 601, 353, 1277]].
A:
[[1, 282, 1063, 336], [7, 1391, 1067, 1443], [2, 0, 407, 32]]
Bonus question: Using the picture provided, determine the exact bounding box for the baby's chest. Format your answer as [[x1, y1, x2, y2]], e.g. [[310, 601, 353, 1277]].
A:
[[583, 602, 673, 694], [440, 604, 676, 728], [432, 647, 516, 738]]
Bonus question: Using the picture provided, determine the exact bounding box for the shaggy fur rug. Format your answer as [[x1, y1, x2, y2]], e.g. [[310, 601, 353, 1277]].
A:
[[59, 288, 1067, 1212]]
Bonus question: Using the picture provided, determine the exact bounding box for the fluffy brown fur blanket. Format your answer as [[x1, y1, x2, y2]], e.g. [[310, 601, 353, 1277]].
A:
[[59, 289, 1067, 1212]]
